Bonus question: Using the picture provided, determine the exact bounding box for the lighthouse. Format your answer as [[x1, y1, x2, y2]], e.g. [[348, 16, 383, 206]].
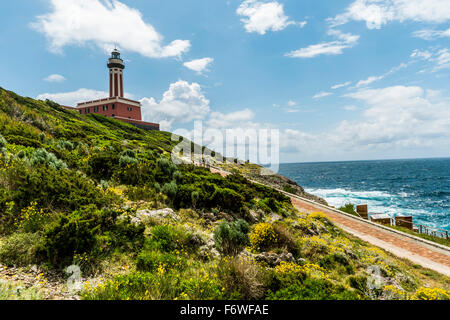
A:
[[72, 49, 160, 131], [108, 49, 125, 98]]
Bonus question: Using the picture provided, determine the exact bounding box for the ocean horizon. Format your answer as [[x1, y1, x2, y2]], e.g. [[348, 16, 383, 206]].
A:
[[278, 157, 450, 231]]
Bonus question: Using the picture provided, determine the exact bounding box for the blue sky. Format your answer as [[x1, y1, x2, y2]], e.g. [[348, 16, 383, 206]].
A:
[[0, 0, 450, 163]]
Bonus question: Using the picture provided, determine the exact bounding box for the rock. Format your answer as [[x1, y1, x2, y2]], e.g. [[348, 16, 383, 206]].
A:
[[254, 252, 295, 267], [188, 233, 205, 248], [133, 208, 180, 224], [248, 210, 263, 223]]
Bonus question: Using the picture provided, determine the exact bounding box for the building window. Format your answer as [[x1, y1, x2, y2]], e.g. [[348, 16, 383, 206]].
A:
[[94, 106, 99, 112], [127, 107, 133, 112], [103, 105, 108, 111], [79, 110, 82, 114], [112, 114, 115, 117], [112, 104, 115, 110], [85, 108, 90, 114]]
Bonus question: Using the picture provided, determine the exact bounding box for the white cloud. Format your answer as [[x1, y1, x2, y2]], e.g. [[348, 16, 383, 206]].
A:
[[207, 109, 255, 128], [411, 49, 432, 60], [287, 100, 297, 107], [183, 58, 214, 74], [331, 81, 351, 90], [330, 0, 450, 30], [413, 28, 450, 40], [286, 29, 359, 58], [141, 80, 210, 131], [343, 105, 358, 111], [411, 48, 450, 72], [281, 85, 450, 161], [237, 0, 305, 35], [356, 75, 384, 88], [355, 62, 409, 88], [44, 74, 66, 83], [37, 88, 108, 106], [31, 0, 190, 58], [313, 92, 333, 99]]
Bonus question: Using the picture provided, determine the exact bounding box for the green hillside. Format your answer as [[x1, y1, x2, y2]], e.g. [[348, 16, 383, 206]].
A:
[[0, 87, 448, 300]]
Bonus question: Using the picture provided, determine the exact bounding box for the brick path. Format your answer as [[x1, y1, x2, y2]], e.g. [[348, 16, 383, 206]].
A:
[[291, 197, 450, 276]]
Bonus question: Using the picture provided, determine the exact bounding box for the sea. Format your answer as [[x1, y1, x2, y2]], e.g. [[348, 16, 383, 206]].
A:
[[278, 158, 450, 231]]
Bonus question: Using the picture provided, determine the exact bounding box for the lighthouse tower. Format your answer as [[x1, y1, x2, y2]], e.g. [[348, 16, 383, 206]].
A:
[[108, 49, 125, 98], [72, 49, 160, 131]]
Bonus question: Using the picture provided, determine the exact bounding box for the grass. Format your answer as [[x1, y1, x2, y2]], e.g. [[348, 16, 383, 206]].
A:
[[386, 225, 450, 247], [0, 280, 42, 300]]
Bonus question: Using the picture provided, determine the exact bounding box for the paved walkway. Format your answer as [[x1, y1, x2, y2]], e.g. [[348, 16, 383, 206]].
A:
[[291, 197, 450, 277], [208, 166, 450, 276]]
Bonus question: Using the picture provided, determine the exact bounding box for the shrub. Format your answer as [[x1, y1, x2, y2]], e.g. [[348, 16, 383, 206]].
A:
[[338, 204, 357, 216], [5, 161, 111, 211], [156, 158, 176, 182], [87, 151, 120, 181], [213, 219, 250, 256], [0, 280, 41, 300], [119, 155, 138, 167], [213, 188, 245, 212], [162, 181, 177, 199], [40, 213, 99, 267], [173, 171, 183, 183], [179, 274, 224, 300], [411, 287, 450, 300], [0, 232, 44, 267], [14, 202, 51, 233], [150, 225, 191, 253], [82, 271, 179, 300], [249, 223, 278, 253], [217, 256, 266, 300], [30, 148, 67, 170], [267, 277, 358, 300], [282, 184, 297, 194], [136, 250, 187, 272], [273, 224, 299, 255], [57, 139, 74, 151], [0, 134, 7, 148], [319, 253, 354, 274]]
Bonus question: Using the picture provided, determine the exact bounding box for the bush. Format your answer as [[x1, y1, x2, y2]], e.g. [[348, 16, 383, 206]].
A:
[[162, 181, 177, 199], [273, 224, 299, 256], [15, 202, 51, 233], [0, 134, 7, 148], [82, 271, 179, 300], [119, 155, 138, 167], [214, 219, 250, 256], [267, 277, 358, 300], [282, 184, 297, 194], [411, 287, 449, 300], [213, 188, 245, 213], [319, 253, 354, 274], [0, 232, 44, 267], [40, 213, 99, 267], [156, 158, 176, 182], [136, 250, 187, 272], [249, 223, 278, 253], [57, 139, 74, 151], [30, 148, 67, 170], [217, 256, 266, 300], [338, 204, 357, 216], [150, 225, 192, 253], [5, 161, 112, 211]]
